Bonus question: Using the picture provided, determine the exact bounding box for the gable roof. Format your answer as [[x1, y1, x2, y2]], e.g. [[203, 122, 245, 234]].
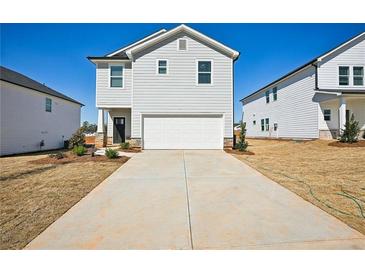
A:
[[88, 24, 239, 63], [240, 31, 365, 102], [0, 66, 83, 106]]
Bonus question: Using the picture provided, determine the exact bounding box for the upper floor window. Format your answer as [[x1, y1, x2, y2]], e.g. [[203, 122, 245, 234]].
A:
[[110, 65, 124, 88], [339, 66, 349, 86], [323, 109, 331, 121], [353, 66, 364, 86], [197, 60, 212, 84], [273, 87, 278, 101], [178, 39, 187, 51], [265, 90, 270, 103], [157, 60, 168, 75], [45, 98, 52, 112]]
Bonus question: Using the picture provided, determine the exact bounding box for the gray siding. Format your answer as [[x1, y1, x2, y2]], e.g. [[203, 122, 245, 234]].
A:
[[243, 67, 319, 139], [131, 34, 233, 138], [318, 36, 365, 90], [96, 62, 132, 107]]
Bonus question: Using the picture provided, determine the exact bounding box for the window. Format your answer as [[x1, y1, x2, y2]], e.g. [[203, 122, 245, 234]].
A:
[[157, 60, 168, 75], [323, 109, 331, 121], [110, 65, 123, 88], [197, 61, 212, 84], [253, 120, 256, 126], [45, 98, 52, 112], [273, 87, 278, 101], [261, 119, 265, 131], [274, 123, 278, 131], [265, 118, 270, 131], [353, 66, 364, 86], [178, 39, 187, 50], [265, 90, 270, 103], [339, 66, 349, 86]]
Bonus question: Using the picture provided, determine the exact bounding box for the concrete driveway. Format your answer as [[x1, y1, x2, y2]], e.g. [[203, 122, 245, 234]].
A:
[[26, 150, 365, 249]]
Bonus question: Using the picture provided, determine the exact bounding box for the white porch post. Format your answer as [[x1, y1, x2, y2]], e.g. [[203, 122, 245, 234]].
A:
[[339, 96, 346, 133], [97, 109, 104, 133], [96, 108, 106, 147]]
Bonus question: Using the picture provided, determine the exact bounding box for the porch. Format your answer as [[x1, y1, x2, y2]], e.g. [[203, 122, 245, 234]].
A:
[[317, 93, 365, 139]]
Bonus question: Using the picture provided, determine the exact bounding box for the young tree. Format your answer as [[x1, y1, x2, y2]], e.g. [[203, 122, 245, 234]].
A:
[[235, 121, 248, 151], [81, 121, 97, 134], [340, 114, 360, 143]]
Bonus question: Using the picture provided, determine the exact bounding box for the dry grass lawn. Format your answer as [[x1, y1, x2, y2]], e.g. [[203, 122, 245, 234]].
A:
[[0, 151, 128, 249], [232, 139, 365, 235]]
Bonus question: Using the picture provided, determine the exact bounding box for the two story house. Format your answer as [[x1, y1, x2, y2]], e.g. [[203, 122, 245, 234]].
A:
[[241, 31, 365, 140], [88, 24, 239, 149]]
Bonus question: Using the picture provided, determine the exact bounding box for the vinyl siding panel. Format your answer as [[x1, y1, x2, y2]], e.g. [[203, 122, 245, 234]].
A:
[[0, 81, 81, 156], [96, 62, 132, 107], [131, 34, 233, 138], [318, 36, 365, 90], [243, 67, 318, 139]]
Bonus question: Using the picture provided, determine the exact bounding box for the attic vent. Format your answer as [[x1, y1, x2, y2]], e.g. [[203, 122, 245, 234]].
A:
[[178, 39, 187, 51]]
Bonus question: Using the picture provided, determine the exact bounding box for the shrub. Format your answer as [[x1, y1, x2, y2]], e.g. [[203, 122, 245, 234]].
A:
[[105, 148, 119, 159], [69, 128, 85, 148], [49, 152, 65, 159], [120, 142, 130, 150], [235, 121, 249, 151], [73, 145, 86, 156], [80, 121, 97, 134], [340, 114, 360, 143]]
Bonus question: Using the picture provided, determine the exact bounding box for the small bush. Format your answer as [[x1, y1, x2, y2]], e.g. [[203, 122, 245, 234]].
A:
[[340, 114, 360, 143], [69, 128, 85, 148], [105, 148, 119, 159], [235, 121, 249, 151], [120, 142, 130, 150], [73, 145, 86, 156], [49, 152, 65, 159]]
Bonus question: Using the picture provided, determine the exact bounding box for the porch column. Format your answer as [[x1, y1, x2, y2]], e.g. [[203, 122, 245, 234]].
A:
[[96, 109, 106, 148], [339, 96, 346, 133]]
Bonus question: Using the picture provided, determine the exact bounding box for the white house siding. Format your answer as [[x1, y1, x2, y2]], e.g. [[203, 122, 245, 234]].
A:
[[131, 34, 233, 139], [243, 67, 319, 139], [318, 99, 339, 130], [348, 98, 365, 130], [0, 81, 81, 156], [96, 62, 132, 107], [107, 108, 132, 142], [317, 36, 365, 90]]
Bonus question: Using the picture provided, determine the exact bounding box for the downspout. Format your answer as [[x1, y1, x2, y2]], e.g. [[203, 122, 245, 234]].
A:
[[313, 63, 319, 90]]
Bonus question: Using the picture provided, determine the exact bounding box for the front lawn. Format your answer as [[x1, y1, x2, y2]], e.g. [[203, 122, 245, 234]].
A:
[[0, 150, 128, 249], [231, 139, 365, 235]]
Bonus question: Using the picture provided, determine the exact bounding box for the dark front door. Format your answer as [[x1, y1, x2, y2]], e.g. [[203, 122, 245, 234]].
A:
[[346, 110, 351, 123], [113, 117, 125, 144]]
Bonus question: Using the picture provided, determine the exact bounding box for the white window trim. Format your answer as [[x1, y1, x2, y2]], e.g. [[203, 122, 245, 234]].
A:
[[45, 97, 52, 112], [156, 59, 169, 75], [177, 38, 188, 51], [265, 118, 270, 131], [323, 109, 331, 121], [337, 64, 365, 87], [272, 87, 278, 101], [353, 65, 364, 86], [265, 90, 270, 104], [196, 59, 214, 86], [109, 63, 125, 89]]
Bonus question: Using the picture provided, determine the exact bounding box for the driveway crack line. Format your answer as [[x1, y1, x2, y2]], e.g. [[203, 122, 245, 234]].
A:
[[182, 150, 194, 250]]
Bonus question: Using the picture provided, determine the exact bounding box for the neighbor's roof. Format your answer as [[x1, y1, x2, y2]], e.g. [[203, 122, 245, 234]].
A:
[[88, 24, 239, 63], [240, 31, 365, 102], [0, 66, 83, 106]]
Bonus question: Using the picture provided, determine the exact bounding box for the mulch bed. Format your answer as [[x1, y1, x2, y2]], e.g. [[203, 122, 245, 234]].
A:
[[328, 140, 365, 148], [118, 147, 142, 153], [224, 148, 255, 155], [29, 152, 129, 165]]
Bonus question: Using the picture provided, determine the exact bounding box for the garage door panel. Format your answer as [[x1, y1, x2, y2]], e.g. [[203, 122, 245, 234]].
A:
[[143, 116, 223, 149]]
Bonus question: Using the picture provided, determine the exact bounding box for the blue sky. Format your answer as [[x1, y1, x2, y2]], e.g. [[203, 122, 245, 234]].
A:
[[1, 23, 364, 123]]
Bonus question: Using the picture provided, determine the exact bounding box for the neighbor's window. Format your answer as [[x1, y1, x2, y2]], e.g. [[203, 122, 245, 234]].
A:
[[265, 118, 270, 131], [324, 109, 331, 121], [178, 39, 187, 51], [353, 66, 364, 86], [110, 65, 123, 88], [197, 61, 212, 84], [253, 120, 256, 126], [339, 66, 349, 86], [265, 90, 270, 103], [274, 123, 278, 131], [273, 87, 278, 101], [157, 60, 168, 75], [261, 119, 265, 131], [45, 98, 52, 112]]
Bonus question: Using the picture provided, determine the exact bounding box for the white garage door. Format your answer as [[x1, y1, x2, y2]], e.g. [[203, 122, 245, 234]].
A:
[[143, 115, 223, 149]]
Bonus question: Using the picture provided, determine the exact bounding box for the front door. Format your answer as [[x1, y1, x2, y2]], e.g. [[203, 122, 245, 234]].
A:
[[346, 110, 351, 123], [113, 117, 125, 144]]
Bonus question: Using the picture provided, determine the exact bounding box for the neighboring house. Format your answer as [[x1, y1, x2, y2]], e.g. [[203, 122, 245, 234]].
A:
[[241, 32, 365, 140], [0, 66, 83, 156], [88, 24, 239, 149]]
